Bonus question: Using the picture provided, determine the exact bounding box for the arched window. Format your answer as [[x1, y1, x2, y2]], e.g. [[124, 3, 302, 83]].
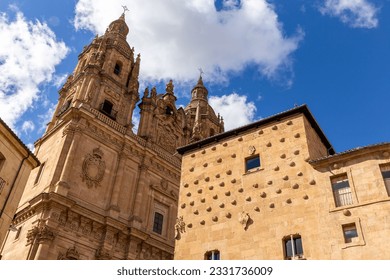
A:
[[210, 128, 215, 137], [165, 106, 174, 115], [114, 61, 122, 75]]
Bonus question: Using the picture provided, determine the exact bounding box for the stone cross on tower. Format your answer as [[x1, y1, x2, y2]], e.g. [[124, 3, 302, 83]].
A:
[[122, 5, 129, 14], [198, 68, 204, 78]]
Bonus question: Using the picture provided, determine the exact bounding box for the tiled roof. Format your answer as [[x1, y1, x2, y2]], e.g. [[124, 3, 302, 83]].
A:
[[0, 117, 40, 165], [310, 142, 390, 163]]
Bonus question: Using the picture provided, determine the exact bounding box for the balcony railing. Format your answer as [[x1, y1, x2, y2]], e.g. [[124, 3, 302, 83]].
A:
[[99, 102, 117, 121]]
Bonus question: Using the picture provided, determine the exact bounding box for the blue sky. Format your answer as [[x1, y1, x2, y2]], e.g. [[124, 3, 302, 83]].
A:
[[0, 0, 389, 153]]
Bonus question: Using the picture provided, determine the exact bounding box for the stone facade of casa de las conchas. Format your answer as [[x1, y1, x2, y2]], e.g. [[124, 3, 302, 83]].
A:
[[0, 13, 223, 260], [174, 106, 390, 260], [1, 13, 389, 261]]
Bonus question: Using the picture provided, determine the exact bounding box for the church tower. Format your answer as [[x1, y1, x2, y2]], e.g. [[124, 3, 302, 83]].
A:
[[184, 75, 224, 142], [48, 12, 140, 132], [0, 12, 190, 260], [137, 75, 225, 153], [137, 80, 188, 153]]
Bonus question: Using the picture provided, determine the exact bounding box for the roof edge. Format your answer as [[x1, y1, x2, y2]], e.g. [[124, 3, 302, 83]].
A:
[[177, 104, 335, 155], [0, 118, 40, 165], [309, 142, 390, 164]]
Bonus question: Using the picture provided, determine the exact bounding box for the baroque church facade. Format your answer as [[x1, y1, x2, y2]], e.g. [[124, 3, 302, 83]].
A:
[[0, 13, 223, 260]]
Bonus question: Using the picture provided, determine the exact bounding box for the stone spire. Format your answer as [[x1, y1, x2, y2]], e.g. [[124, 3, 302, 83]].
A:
[[105, 11, 129, 38], [163, 79, 177, 107]]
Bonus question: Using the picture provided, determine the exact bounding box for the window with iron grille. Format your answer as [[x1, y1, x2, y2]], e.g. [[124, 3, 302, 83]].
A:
[[283, 235, 304, 260], [205, 250, 220, 260], [331, 174, 353, 207], [153, 212, 164, 234]]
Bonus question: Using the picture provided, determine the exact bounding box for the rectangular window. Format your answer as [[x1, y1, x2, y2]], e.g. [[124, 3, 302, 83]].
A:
[[284, 235, 304, 260], [34, 162, 45, 185], [343, 223, 358, 243], [380, 165, 390, 196], [153, 212, 164, 235], [331, 174, 353, 207], [245, 155, 261, 172], [205, 250, 220, 260]]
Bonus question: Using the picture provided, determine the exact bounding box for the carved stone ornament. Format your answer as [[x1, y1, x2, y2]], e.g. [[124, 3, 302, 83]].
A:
[[26, 225, 55, 245], [81, 147, 106, 188], [95, 247, 111, 260], [58, 246, 80, 260], [238, 211, 251, 231], [248, 145, 256, 155], [175, 216, 186, 240]]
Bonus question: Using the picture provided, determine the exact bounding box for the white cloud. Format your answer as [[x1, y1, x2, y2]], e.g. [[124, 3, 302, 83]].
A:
[[222, 0, 241, 10], [74, 0, 302, 84], [0, 10, 69, 131], [320, 0, 378, 28], [21, 120, 35, 134], [209, 93, 257, 131], [52, 73, 69, 88]]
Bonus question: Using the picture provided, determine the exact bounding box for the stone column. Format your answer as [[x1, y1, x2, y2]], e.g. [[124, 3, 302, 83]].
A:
[[109, 152, 127, 215], [53, 129, 81, 196]]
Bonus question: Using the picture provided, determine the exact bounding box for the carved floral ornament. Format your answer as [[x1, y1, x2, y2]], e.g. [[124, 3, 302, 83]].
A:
[[81, 147, 106, 188], [26, 225, 55, 245]]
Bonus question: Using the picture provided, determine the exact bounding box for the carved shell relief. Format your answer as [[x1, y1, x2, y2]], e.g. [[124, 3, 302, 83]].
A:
[[81, 147, 106, 188], [248, 145, 256, 155]]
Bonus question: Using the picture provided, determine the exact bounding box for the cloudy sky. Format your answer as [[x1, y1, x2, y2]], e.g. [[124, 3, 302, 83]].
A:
[[0, 0, 389, 152]]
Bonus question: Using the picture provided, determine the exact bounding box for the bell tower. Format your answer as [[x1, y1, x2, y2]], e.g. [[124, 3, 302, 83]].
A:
[[47, 12, 140, 132], [1, 12, 181, 261], [1, 10, 225, 261], [184, 75, 224, 142]]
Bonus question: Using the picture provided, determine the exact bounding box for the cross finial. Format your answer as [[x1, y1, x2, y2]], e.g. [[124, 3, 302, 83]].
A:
[[122, 5, 129, 14], [198, 68, 204, 77]]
